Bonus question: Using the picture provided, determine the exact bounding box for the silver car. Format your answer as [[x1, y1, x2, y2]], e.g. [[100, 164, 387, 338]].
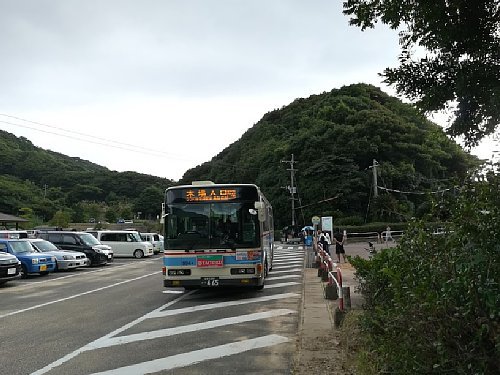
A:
[[29, 239, 89, 270]]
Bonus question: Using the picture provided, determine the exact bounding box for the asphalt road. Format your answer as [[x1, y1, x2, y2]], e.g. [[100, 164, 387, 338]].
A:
[[0, 245, 304, 375]]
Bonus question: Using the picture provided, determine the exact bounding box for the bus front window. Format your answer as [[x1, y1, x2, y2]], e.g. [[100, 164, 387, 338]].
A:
[[167, 204, 210, 250], [166, 202, 260, 250]]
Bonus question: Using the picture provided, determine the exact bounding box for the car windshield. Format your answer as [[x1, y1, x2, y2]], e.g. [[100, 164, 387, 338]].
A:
[[32, 240, 58, 252], [9, 241, 35, 254], [80, 233, 101, 246]]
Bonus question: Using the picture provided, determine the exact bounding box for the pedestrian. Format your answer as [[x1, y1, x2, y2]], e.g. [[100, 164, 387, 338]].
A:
[[316, 230, 323, 251], [319, 232, 329, 254], [333, 228, 347, 263], [385, 226, 393, 242], [324, 231, 331, 245]]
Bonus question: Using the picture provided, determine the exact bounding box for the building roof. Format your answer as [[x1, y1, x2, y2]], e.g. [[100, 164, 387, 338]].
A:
[[0, 212, 29, 224]]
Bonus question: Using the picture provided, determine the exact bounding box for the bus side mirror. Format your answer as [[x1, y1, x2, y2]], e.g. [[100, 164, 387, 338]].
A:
[[254, 202, 266, 222]]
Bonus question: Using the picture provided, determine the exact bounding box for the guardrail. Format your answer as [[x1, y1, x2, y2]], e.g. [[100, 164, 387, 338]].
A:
[[347, 230, 404, 244], [315, 243, 350, 311]]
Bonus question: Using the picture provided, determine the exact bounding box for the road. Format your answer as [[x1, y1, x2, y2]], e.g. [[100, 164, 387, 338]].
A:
[[0, 244, 305, 375]]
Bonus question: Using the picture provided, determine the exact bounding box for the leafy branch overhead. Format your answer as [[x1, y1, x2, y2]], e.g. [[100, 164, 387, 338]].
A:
[[343, 0, 500, 146]]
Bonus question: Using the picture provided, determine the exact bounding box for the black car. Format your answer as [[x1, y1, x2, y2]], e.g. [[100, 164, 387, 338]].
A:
[[36, 231, 113, 266], [0, 251, 22, 285]]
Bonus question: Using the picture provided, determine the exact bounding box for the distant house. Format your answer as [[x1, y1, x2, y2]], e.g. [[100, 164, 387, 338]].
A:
[[0, 212, 29, 230]]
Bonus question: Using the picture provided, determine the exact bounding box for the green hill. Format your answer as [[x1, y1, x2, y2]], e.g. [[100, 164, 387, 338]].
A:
[[0, 131, 174, 225], [0, 83, 480, 228], [181, 83, 479, 229]]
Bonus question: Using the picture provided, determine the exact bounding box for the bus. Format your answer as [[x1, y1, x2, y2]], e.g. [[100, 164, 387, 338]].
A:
[[162, 182, 274, 290]]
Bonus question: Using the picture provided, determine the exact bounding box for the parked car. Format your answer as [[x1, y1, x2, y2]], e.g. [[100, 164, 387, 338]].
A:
[[36, 231, 112, 266], [0, 230, 29, 239], [139, 232, 163, 254], [0, 239, 56, 277], [28, 239, 89, 270], [0, 251, 22, 285], [87, 230, 153, 258]]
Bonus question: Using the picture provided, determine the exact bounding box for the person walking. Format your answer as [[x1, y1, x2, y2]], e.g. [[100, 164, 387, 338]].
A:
[[333, 228, 347, 263], [319, 231, 329, 254]]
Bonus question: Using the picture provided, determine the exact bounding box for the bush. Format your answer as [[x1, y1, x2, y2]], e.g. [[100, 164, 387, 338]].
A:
[[350, 172, 500, 374]]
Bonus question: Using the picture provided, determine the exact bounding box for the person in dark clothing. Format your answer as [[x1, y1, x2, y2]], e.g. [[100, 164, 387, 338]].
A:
[[319, 232, 329, 254], [333, 229, 347, 262]]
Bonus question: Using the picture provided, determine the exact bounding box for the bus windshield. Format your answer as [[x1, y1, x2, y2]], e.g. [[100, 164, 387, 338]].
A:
[[166, 201, 260, 250]]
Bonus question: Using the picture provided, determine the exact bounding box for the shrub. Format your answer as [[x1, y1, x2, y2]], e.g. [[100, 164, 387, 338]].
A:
[[350, 172, 500, 374]]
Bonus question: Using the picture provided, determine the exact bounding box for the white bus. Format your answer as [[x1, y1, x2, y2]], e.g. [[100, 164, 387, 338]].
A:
[[162, 182, 274, 290]]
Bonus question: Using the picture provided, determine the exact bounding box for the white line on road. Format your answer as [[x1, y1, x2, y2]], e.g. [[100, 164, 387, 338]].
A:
[[88, 309, 295, 350], [32, 291, 196, 375], [89, 334, 290, 375], [272, 263, 303, 270], [267, 274, 301, 281], [269, 268, 302, 274], [149, 292, 299, 318], [0, 271, 161, 319], [265, 282, 300, 289]]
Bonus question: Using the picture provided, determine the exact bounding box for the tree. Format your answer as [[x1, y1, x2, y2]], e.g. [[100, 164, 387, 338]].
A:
[[343, 0, 500, 147]]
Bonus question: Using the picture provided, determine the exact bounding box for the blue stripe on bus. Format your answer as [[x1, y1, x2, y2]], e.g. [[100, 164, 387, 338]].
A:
[[163, 256, 262, 267]]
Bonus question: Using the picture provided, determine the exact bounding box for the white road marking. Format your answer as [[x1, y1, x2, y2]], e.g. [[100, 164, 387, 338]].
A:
[[272, 263, 303, 270], [162, 290, 185, 294], [272, 259, 303, 264], [0, 271, 161, 319], [269, 268, 302, 274], [89, 335, 290, 375], [149, 292, 299, 318], [267, 274, 301, 281], [32, 291, 196, 375], [264, 281, 300, 289], [88, 309, 295, 350]]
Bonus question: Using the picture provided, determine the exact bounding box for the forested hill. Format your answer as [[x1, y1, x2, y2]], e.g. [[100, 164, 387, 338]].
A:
[[0, 130, 174, 223], [181, 83, 480, 229]]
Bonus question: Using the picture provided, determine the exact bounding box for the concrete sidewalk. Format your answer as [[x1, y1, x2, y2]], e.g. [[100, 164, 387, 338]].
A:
[[293, 241, 396, 373]]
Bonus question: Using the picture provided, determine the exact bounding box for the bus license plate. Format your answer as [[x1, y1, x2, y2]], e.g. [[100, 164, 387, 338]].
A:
[[201, 277, 220, 287]]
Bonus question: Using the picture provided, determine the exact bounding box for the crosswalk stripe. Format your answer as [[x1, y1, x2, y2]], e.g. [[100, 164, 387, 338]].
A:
[[89, 335, 290, 375], [88, 309, 295, 350], [149, 292, 300, 318]]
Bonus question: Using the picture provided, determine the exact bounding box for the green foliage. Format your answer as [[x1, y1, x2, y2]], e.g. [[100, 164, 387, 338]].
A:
[[181, 84, 478, 229], [50, 210, 72, 228], [343, 0, 500, 146], [350, 172, 500, 374], [0, 129, 174, 224]]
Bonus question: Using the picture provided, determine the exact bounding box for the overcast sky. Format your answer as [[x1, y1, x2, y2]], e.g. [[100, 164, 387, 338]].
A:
[[0, 0, 496, 181]]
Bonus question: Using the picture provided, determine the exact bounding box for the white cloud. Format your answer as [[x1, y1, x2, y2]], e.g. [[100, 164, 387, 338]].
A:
[[1, 0, 491, 181]]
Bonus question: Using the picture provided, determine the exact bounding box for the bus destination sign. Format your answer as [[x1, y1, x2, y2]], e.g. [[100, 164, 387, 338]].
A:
[[185, 188, 238, 202]]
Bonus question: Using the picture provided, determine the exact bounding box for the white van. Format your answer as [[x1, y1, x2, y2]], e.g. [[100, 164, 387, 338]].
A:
[[87, 230, 154, 258], [0, 230, 28, 239], [139, 232, 163, 254]]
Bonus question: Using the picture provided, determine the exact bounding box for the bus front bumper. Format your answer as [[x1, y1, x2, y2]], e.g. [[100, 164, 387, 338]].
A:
[[164, 277, 263, 288]]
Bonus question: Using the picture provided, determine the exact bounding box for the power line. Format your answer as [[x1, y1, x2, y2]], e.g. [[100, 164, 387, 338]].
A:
[[0, 114, 195, 162], [377, 186, 451, 195]]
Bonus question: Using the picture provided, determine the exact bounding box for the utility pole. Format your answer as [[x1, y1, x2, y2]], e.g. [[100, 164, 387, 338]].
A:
[[371, 159, 378, 198], [281, 154, 298, 227]]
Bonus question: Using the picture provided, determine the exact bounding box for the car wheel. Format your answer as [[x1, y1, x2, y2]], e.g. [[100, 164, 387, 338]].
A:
[[20, 264, 28, 279], [133, 249, 144, 259]]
